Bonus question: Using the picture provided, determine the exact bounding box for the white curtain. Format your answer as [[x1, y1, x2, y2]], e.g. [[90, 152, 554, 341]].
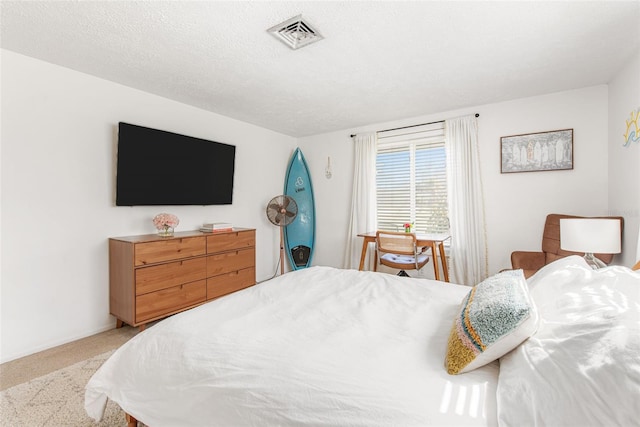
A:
[[445, 115, 488, 286], [343, 133, 377, 270]]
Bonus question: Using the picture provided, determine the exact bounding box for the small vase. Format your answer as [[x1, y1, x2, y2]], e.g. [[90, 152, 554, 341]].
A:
[[157, 226, 174, 237]]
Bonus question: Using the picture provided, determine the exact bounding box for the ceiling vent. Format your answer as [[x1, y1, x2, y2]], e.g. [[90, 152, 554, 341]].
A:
[[267, 15, 323, 50]]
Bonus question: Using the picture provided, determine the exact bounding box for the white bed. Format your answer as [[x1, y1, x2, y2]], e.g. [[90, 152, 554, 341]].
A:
[[85, 257, 640, 426]]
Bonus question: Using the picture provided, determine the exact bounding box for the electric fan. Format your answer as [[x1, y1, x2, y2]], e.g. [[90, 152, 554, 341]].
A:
[[266, 195, 298, 275]]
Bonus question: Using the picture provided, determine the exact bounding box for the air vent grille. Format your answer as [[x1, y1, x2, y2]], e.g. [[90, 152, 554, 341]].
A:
[[268, 15, 323, 50]]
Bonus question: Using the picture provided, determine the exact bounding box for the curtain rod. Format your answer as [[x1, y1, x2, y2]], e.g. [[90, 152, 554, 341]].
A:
[[350, 113, 479, 138]]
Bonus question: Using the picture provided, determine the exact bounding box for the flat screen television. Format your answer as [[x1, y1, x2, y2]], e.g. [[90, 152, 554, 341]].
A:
[[116, 122, 235, 206]]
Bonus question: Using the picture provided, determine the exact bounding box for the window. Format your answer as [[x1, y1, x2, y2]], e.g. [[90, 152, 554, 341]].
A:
[[376, 122, 449, 233]]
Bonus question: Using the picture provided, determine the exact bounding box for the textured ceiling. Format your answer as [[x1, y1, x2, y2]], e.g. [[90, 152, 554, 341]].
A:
[[2, 1, 639, 137]]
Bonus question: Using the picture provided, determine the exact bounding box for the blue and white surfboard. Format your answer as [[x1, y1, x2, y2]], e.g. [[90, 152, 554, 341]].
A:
[[283, 148, 315, 270]]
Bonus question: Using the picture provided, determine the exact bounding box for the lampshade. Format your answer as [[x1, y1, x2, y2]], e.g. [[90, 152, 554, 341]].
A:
[[560, 218, 621, 254]]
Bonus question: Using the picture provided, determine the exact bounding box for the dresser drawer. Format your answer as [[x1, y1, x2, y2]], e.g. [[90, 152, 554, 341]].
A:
[[207, 267, 256, 300], [207, 230, 255, 253], [135, 257, 207, 296], [135, 237, 206, 266], [207, 248, 255, 277], [135, 280, 206, 323]]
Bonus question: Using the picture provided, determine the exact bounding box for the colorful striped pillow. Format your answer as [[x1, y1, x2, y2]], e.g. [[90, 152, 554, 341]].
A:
[[445, 269, 539, 375]]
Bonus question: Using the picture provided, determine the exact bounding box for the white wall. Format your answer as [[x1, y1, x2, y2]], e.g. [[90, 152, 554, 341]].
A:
[[300, 85, 610, 276], [608, 51, 640, 267], [480, 86, 609, 272], [0, 50, 296, 363]]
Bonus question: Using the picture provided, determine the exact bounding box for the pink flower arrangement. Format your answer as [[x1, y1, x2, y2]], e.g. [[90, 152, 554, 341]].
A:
[[153, 213, 179, 230]]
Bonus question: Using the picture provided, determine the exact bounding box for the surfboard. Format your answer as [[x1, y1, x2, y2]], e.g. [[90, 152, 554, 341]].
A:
[[283, 148, 315, 270]]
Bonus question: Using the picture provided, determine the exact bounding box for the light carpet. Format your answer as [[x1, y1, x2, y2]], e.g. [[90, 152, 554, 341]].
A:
[[1, 350, 126, 426]]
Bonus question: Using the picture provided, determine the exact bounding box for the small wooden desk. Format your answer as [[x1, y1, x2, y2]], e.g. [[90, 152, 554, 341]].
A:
[[357, 232, 451, 282]]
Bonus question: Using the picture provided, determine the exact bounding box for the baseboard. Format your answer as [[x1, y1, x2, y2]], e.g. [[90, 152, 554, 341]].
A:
[[0, 321, 116, 364]]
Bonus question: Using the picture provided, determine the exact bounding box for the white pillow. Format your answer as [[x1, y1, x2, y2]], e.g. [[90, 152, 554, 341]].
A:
[[444, 269, 538, 374], [497, 256, 640, 426]]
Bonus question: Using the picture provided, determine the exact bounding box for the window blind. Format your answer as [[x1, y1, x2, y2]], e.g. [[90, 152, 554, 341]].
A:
[[376, 122, 448, 233]]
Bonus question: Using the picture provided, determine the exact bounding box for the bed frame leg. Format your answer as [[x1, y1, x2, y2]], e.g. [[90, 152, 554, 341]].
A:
[[125, 413, 138, 427]]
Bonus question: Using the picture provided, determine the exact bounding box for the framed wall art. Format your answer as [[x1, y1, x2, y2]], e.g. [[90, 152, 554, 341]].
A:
[[500, 128, 573, 173]]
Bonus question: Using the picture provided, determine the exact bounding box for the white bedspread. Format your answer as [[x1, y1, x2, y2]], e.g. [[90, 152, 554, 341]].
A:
[[497, 257, 640, 426], [86, 266, 498, 426]]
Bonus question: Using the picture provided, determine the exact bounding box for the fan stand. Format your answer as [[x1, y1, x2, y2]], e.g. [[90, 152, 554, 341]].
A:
[[266, 195, 297, 277], [279, 226, 285, 275]]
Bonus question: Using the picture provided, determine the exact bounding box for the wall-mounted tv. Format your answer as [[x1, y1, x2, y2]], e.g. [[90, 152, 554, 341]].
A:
[[116, 122, 235, 206]]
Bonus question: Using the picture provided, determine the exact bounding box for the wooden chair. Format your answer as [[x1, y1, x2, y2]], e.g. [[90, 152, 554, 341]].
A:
[[375, 231, 429, 276]]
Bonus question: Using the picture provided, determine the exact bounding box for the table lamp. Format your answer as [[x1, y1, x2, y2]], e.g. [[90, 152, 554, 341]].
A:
[[560, 218, 621, 269]]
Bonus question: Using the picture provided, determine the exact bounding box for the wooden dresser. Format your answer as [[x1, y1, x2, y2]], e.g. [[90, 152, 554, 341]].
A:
[[109, 228, 256, 330]]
